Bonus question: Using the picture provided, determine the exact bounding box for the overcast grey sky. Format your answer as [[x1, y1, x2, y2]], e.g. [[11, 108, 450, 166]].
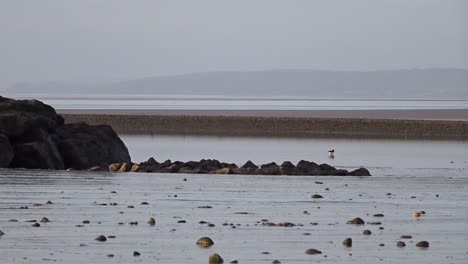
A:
[[0, 0, 467, 87]]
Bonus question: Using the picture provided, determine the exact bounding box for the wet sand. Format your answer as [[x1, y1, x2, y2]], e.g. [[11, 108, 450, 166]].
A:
[[58, 108, 468, 120], [0, 168, 467, 263], [60, 109, 468, 139]]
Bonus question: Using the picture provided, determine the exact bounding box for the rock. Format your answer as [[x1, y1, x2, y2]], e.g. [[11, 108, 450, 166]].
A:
[[311, 194, 323, 199], [56, 122, 130, 170], [373, 214, 384, 217], [133, 251, 141, 257], [259, 162, 281, 175], [32, 223, 40, 227], [305, 248, 322, 255], [296, 160, 320, 175], [148, 217, 156, 225], [40, 217, 50, 223], [209, 253, 224, 264], [413, 212, 421, 218], [109, 163, 121, 172], [272, 260, 281, 264], [348, 168, 371, 176], [0, 134, 13, 167], [347, 217, 365, 225], [363, 230, 372, 235], [241, 160, 258, 169], [319, 163, 336, 174], [9, 128, 64, 169], [280, 161, 296, 175], [396, 241, 406, 247], [0, 230, 4, 237], [415, 241, 429, 248], [0, 97, 131, 170], [400, 235, 412, 239], [196, 236, 214, 247], [95, 235, 107, 242], [118, 162, 129, 172], [130, 164, 139, 172], [210, 168, 234, 174], [343, 238, 352, 247]]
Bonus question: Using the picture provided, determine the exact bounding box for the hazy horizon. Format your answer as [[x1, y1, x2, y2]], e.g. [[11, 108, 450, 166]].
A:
[[1, 0, 467, 90]]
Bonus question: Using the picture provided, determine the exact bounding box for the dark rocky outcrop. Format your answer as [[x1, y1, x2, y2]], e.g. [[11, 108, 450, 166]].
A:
[[136, 158, 371, 176], [0, 96, 131, 170]]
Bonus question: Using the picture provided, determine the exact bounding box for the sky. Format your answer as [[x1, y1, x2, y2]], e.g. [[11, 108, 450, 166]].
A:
[[0, 0, 467, 88]]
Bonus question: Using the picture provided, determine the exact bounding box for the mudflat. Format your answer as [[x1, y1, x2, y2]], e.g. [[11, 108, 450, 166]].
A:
[[60, 109, 468, 139], [0, 168, 466, 264]]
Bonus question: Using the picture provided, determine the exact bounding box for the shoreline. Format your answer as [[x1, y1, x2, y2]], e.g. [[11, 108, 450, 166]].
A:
[[60, 109, 468, 140]]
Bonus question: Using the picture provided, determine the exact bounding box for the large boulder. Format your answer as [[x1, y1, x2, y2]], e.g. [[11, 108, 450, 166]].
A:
[[56, 122, 131, 170], [0, 134, 13, 167], [0, 96, 131, 170]]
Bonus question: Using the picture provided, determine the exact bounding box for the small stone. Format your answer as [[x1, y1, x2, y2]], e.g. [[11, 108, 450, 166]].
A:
[[196, 237, 214, 247], [177, 220, 186, 223], [148, 218, 156, 225], [272, 260, 281, 264], [400, 235, 412, 239], [230, 261, 238, 264], [127, 205, 135, 208], [346, 217, 365, 225], [40, 217, 50, 223], [413, 212, 421, 218], [140, 202, 149, 205], [379, 243, 385, 247], [83, 220, 90, 224], [305, 248, 322, 255], [95, 235, 107, 242], [32, 223, 40, 227], [107, 254, 114, 258], [373, 214, 384, 217], [46, 201, 53, 204], [363, 230, 372, 235], [133, 251, 141, 257], [129, 221, 138, 225], [343, 238, 352, 247], [0, 230, 4, 237], [396, 241, 406, 247], [209, 253, 224, 264], [416, 241, 429, 248], [311, 194, 323, 199], [108, 235, 116, 239], [208, 223, 216, 227]]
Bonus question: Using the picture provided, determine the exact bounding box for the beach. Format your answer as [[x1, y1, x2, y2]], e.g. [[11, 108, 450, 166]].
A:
[[60, 109, 468, 139]]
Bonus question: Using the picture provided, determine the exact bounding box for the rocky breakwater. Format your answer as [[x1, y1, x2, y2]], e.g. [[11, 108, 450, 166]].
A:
[[110, 158, 371, 176], [0, 96, 131, 170]]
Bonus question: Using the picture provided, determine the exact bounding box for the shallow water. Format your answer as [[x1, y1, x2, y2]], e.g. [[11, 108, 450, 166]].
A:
[[121, 135, 468, 170], [0, 168, 467, 264]]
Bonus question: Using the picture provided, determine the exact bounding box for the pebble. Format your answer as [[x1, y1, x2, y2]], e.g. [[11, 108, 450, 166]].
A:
[[343, 238, 352, 247], [133, 251, 141, 257], [416, 241, 429, 248], [305, 248, 322, 255], [209, 253, 224, 264], [148, 217, 156, 225], [311, 194, 323, 199], [363, 230, 372, 235], [141, 202, 149, 205], [196, 237, 214, 247], [272, 260, 281, 264], [107, 254, 114, 258], [230, 261, 238, 264], [46, 201, 53, 204], [413, 212, 421, 218], [346, 217, 365, 225], [40, 217, 50, 223], [401, 235, 412, 239], [0, 230, 4, 237], [396, 241, 406, 247], [373, 214, 384, 217], [95, 235, 107, 242], [32, 223, 40, 227]]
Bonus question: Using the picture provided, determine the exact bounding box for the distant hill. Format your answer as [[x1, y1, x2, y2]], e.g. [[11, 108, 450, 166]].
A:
[[6, 69, 468, 99]]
